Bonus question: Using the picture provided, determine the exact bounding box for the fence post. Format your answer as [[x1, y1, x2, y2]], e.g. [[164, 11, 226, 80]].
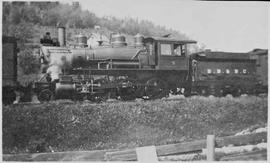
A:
[[207, 135, 215, 161], [136, 146, 158, 161]]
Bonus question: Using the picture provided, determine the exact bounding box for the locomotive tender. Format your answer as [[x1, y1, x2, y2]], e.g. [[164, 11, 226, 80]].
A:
[[34, 27, 266, 102], [190, 51, 261, 96]]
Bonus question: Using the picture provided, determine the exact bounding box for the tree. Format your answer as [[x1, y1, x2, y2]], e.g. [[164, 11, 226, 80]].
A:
[[18, 48, 40, 75], [8, 21, 36, 49]]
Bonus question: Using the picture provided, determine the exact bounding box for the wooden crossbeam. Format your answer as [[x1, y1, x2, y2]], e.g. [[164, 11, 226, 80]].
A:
[[220, 149, 267, 161], [106, 132, 267, 161], [3, 132, 267, 161], [3, 149, 115, 161]]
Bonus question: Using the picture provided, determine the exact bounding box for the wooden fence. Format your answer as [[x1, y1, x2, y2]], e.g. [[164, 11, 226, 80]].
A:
[[3, 132, 267, 161]]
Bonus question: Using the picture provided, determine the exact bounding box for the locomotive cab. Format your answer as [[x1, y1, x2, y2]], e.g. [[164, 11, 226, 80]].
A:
[[143, 37, 196, 70]]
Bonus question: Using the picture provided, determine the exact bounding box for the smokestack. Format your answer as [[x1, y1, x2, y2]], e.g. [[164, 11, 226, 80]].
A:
[[58, 26, 66, 47]]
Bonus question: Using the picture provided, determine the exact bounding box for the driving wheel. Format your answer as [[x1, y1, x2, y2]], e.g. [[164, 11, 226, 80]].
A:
[[144, 78, 168, 99]]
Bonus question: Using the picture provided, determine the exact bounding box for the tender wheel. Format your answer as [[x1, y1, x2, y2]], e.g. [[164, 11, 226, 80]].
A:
[[144, 78, 168, 99], [38, 89, 53, 102], [117, 78, 141, 101], [218, 89, 225, 97], [183, 86, 192, 97], [200, 88, 208, 96], [233, 88, 242, 97]]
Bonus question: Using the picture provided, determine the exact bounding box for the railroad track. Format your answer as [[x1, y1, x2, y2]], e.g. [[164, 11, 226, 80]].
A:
[[8, 93, 267, 106]]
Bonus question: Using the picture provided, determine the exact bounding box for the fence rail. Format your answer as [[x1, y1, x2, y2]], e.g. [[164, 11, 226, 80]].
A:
[[3, 132, 267, 161], [220, 149, 267, 161]]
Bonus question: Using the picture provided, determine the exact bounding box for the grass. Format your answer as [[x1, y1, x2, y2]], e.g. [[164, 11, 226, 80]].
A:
[[2, 95, 267, 154]]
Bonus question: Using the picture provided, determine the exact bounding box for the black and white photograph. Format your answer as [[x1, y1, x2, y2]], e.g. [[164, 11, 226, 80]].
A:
[[1, 0, 268, 161]]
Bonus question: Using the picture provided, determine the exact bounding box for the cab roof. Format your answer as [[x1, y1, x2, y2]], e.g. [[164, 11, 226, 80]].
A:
[[144, 36, 197, 44], [248, 49, 268, 56], [191, 50, 253, 60]]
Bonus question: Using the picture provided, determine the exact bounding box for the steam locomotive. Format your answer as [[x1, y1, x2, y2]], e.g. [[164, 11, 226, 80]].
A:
[[2, 27, 267, 104], [33, 27, 267, 102]]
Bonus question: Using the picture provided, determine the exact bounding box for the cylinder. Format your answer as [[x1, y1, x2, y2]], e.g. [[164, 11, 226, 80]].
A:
[[58, 27, 66, 47], [55, 82, 76, 99]]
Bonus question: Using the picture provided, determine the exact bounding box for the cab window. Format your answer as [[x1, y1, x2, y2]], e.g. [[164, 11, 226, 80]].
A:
[[181, 45, 186, 56], [173, 44, 186, 56], [146, 43, 153, 55], [173, 44, 181, 56], [161, 44, 172, 55]]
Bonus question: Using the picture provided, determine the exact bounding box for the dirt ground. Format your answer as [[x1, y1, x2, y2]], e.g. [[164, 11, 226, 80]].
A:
[[2, 95, 267, 154]]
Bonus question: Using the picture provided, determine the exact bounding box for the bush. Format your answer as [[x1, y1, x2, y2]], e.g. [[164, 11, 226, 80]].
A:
[[2, 96, 267, 154]]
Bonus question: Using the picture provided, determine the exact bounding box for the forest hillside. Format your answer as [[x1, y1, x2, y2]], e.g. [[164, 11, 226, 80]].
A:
[[3, 1, 190, 46]]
